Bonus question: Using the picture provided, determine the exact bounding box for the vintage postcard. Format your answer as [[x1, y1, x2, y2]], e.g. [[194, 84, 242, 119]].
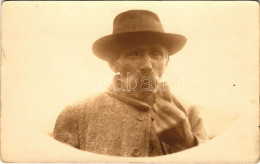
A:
[[1, 1, 259, 163]]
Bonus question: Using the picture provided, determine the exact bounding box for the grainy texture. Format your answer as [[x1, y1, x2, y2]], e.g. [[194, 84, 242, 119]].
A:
[[53, 82, 207, 157]]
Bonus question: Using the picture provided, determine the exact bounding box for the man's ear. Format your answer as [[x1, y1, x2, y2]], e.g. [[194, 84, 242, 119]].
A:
[[108, 60, 120, 73], [165, 52, 170, 66], [166, 59, 170, 66]]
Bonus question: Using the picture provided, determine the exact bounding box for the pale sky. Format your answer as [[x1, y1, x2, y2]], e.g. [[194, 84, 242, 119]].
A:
[[1, 1, 259, 162]]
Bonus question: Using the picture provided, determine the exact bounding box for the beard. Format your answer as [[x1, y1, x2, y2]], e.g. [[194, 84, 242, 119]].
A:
[[124, 71, 161, 93], [113, 71, 163, 104]]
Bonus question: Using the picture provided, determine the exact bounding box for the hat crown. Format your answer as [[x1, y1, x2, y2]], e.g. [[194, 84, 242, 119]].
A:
[[92, 10, 187, 61], [113, 10, 165, 34]]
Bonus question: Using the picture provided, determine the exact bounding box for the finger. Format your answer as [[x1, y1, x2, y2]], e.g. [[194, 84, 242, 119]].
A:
[[152, 104, 170, 123], [155, 97, 181, 116], [152, 113, 168, 129], [171, 95, 188, 116], [157, 82, 188, 117], [150, 109, 159, 121], [153, 120, 162, 134], [152, 118, 168, 134], [155, 107, 178, 126], [155, 98, 187, 124], [153, 101, 176, 119], [152, 103, 160, 113], [156, 96, 178, 109]]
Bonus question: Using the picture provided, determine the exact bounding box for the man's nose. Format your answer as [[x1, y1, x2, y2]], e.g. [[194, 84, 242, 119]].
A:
[[140, 54, 153, 72]]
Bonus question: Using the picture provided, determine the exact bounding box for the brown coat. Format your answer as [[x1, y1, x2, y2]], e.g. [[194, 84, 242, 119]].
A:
[[53, 85, 207, 157]]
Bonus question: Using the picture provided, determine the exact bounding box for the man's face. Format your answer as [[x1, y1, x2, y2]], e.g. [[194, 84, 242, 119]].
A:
[[115, 43, 168, 92]]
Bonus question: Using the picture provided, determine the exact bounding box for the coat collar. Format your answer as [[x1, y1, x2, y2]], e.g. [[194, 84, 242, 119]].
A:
[[106, 75, 153, 112], [106, 75, 188, 116]]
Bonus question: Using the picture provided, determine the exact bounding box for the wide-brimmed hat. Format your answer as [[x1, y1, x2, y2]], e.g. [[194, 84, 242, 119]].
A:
[[92, 10, 187, 61]]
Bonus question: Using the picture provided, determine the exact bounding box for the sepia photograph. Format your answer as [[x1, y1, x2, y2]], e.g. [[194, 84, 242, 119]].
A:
[[1, 1, 259, 163]]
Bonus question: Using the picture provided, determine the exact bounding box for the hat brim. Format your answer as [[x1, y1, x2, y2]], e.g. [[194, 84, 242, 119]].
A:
[[92, 31, 187, 61]]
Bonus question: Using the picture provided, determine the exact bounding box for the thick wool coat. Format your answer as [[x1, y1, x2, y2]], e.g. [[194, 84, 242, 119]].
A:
[[53, 83, 207, 157]]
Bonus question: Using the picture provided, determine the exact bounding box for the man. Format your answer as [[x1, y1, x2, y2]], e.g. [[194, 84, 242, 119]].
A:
[[53, 10, 207, 157]]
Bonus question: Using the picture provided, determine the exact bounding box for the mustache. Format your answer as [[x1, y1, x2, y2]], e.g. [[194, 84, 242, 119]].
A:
[[133, 71, 156, 78], [130, 73, 160, 87]]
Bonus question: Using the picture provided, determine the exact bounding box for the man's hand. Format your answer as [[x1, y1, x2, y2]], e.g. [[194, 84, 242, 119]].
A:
[[152, 83, 196, 149]]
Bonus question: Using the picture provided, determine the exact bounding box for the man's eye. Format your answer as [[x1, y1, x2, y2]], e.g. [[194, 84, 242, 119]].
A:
[[151, 50, 162, 57], [129, 51, 139, 58]]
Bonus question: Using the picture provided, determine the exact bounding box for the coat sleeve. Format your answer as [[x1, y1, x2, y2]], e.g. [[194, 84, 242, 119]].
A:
[[163, 104, 208, 154], [188, 105, 208, 144], [170, 94, 207, 144], [53, 106, 80, 149]]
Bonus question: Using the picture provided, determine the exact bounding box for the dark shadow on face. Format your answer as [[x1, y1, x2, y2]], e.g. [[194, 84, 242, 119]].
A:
[[115, 43, 169, 92]]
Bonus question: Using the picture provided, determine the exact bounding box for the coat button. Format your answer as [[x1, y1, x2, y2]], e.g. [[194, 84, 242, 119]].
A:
[[132, 149, 141, 157], [136, 115, 144, 121]]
